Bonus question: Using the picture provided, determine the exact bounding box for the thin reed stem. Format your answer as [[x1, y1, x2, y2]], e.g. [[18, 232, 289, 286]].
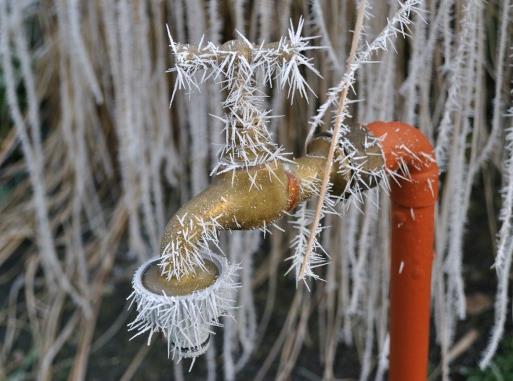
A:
[[298, 0, 367, 281]]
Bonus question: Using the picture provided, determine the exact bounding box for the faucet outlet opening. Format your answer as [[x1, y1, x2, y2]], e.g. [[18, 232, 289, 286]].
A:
[[143, 259, 219, 296], [128, 253, 239, 360]]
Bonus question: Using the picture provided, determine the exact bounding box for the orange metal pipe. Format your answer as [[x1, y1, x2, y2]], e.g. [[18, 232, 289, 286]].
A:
[[367, 121, 439, 381]]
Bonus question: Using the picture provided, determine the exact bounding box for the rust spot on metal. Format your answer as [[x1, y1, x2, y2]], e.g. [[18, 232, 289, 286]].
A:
[[286, 171, 300, 211]]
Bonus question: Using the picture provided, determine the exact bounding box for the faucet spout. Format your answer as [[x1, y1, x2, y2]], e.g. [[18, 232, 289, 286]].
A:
[[159, 161, 292, 279]]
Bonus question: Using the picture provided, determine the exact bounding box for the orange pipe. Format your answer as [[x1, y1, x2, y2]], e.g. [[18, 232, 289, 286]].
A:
[[367, 121, 439, 381]]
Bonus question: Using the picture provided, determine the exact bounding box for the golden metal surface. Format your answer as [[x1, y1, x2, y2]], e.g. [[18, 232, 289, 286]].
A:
[[143, 260, 219, 296], [344, 124, 384, 188]]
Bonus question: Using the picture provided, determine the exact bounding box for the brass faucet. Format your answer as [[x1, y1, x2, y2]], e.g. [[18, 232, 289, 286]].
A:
[[131, 26, 388, 361], [158, 126, 384, 286]]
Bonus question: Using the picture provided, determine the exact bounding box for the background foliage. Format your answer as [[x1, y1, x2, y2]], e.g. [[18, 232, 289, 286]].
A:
[[0, 0, 511, 380]]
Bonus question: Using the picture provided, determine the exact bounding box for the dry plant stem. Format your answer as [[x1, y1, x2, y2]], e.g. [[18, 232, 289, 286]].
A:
[[298, 0, 367, 280], [276, 290, 311, 381], [0, 129, 17, 167], [254, 290, 303, 381], [68, 201, 127, 381], [428, 329, 479, 381], [119, 345, 150, 381]]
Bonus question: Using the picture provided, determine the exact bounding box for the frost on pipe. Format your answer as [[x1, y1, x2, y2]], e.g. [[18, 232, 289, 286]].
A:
[[128, 252, 239, 361]]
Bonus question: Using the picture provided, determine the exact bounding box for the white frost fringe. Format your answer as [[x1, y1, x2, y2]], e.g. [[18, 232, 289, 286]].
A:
[[128, 253, 240, 363]]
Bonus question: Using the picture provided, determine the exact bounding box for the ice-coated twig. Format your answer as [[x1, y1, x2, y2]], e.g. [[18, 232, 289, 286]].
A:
[[295, 0, 423, 282], [297, 0, 368, 281], [435, 0, 481, 170], [480, 114, 513, 369], [310, 0, 342, 73], [472, 0, 507, 171], [306, 0, 422, 142], [285, 202, 328, 288]]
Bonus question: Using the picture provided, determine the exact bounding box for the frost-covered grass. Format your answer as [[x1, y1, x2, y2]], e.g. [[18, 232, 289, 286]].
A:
[[0, 1, 511, 380]]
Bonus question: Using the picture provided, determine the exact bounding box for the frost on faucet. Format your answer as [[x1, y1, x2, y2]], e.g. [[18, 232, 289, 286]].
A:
[[167, 16, 321, 175], [128, 17, 325, 364], [127, 17, 389, 365]]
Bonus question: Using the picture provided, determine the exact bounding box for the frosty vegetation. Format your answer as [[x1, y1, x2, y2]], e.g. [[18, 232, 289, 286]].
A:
[[0, 1, 512, 380]]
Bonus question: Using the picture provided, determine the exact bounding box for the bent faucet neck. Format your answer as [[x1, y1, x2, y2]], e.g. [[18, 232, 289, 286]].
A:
[[158, 125, 384, 280]]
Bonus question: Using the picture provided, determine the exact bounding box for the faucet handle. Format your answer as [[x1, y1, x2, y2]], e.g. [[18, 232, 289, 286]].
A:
[[167, 16, 320, 99]]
